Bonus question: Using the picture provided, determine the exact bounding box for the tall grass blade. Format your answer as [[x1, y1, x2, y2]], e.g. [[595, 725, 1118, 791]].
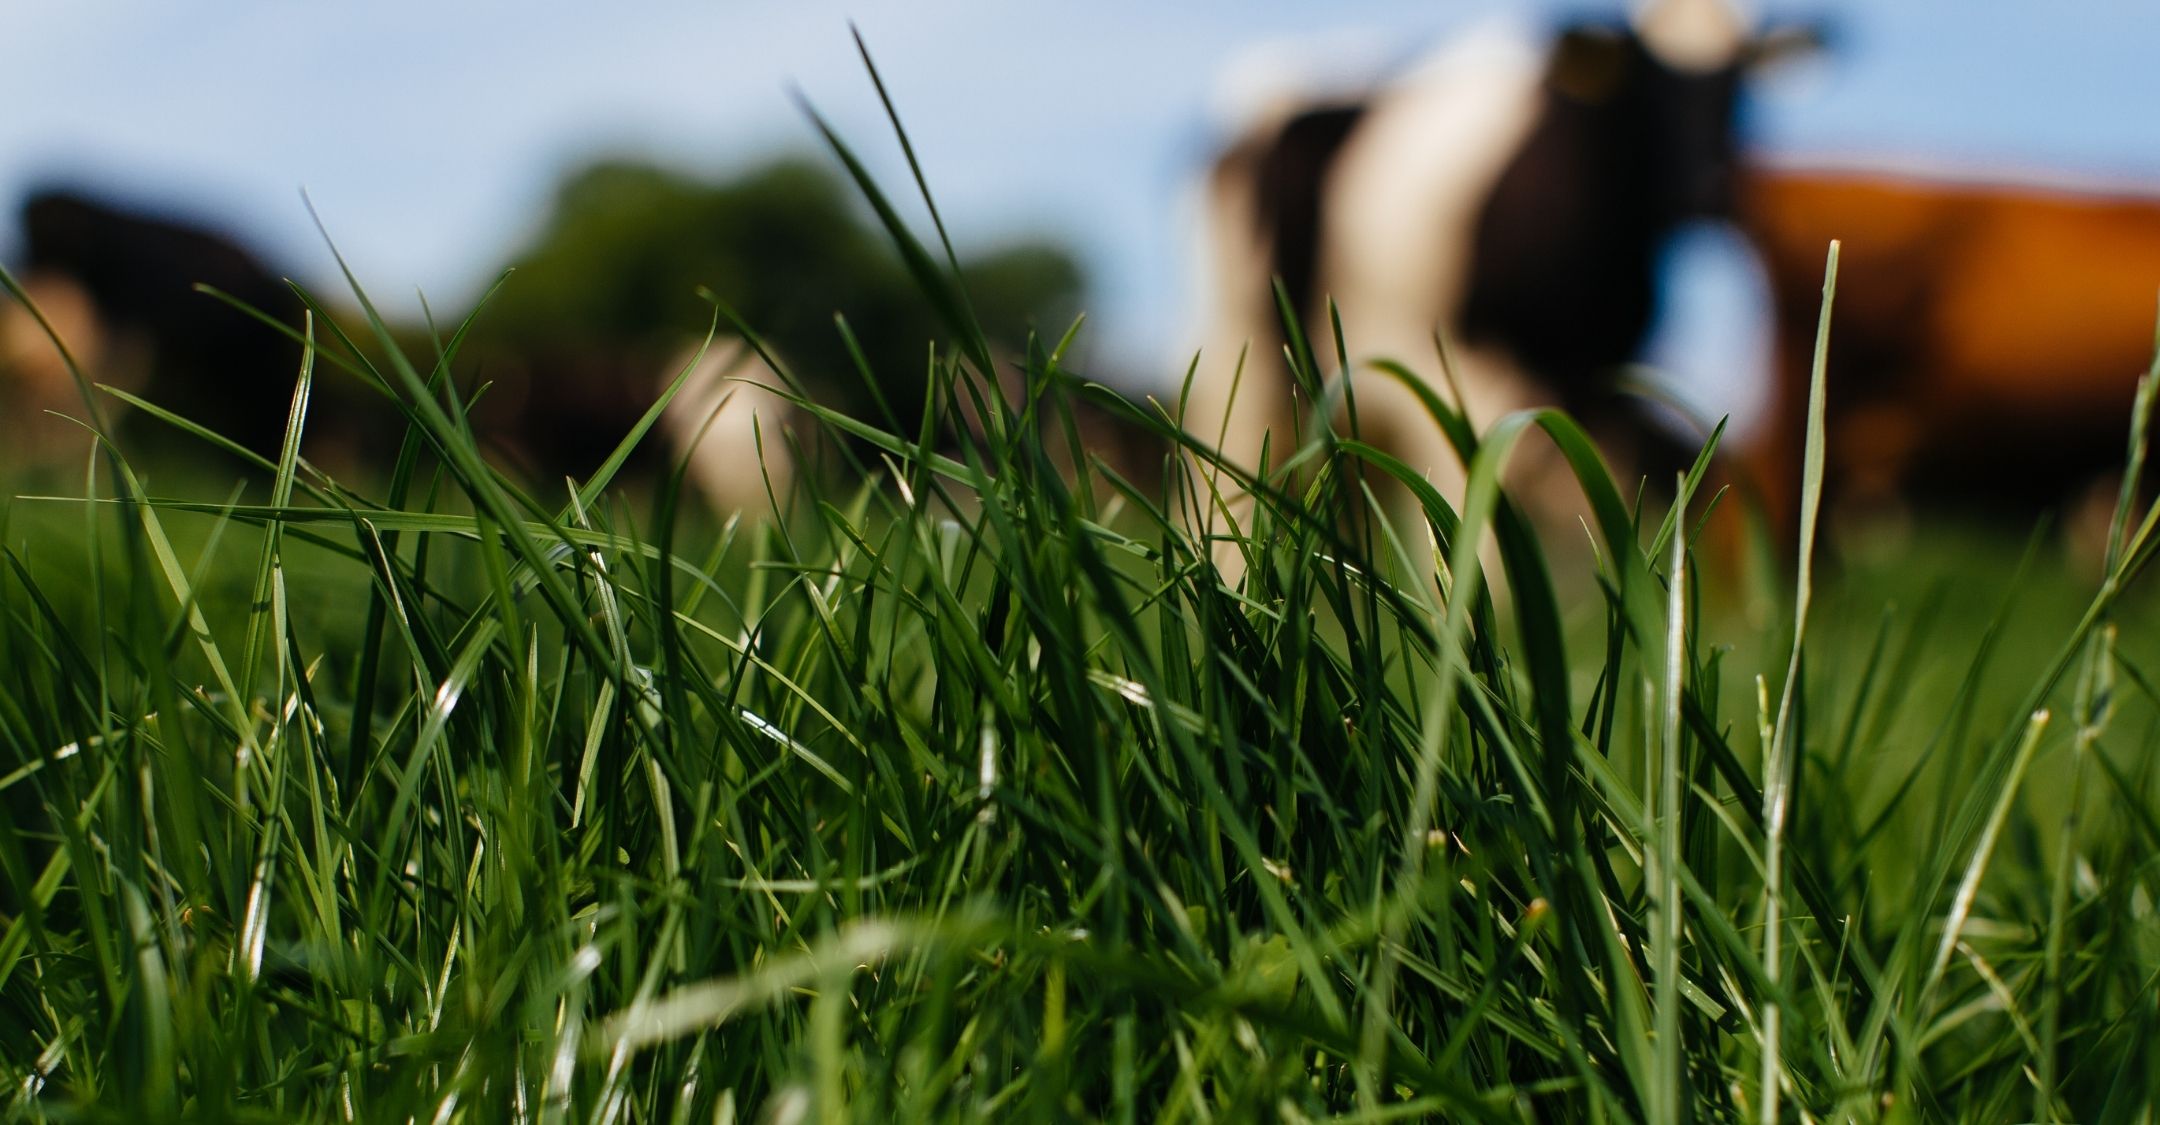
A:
[[1759, 239, 1837, 1123]]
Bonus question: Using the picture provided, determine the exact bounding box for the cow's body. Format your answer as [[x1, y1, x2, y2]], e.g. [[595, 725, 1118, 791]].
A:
[[1185, 5, 1804, 565], [12, 189, 307, 460], [1741, 165, 2160, 528]]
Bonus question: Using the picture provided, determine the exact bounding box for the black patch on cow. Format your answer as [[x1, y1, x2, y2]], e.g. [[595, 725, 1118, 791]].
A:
[[1251, 105, 1367, 331], [1457, 26, 1747, 477], [1466, 33, 1638, 381], [1465, 31, 1714, 390], [21, 188, 307, 458]]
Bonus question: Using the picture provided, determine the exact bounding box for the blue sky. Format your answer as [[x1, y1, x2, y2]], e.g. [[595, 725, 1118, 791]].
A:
[[8, 2, 2160, 424]]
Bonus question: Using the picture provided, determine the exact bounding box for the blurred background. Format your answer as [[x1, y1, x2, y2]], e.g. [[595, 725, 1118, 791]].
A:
[[7, 0, 2160, 506]]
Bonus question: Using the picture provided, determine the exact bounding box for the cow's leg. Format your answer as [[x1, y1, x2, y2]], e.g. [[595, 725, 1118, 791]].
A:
[[1180, 135, 1307, 585], [1339, 341, 1567, 595], [1180, 331, 1295, 583]]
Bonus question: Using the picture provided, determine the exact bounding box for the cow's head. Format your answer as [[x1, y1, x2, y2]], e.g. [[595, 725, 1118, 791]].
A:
[[1548, 0, 1825, 223]]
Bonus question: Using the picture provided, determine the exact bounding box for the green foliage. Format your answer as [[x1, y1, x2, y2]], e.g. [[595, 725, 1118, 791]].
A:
[[471, 156, 1082, 424]]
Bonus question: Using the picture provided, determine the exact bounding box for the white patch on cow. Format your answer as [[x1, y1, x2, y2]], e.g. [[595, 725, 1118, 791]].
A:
[[1315, 22, 1549, 490], [660, 338, 798, 517], [1634, 0, 1750, 72]]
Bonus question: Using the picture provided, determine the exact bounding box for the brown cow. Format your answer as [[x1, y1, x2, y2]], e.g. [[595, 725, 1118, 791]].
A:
[[1741, 163, 2160, 534], [10, 188, 310, 462]]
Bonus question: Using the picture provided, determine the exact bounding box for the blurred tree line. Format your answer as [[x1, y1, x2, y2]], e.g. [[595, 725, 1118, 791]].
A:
[[2, 155, 1089, 489], [454, 156, 1086, 478]]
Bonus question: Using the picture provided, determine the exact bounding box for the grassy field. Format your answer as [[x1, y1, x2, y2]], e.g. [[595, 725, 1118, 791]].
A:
[[7, 113, 2160, 1122]]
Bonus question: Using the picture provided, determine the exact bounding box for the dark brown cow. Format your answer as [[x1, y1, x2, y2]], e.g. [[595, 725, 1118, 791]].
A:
[[6, 188, 308, 463], [1741, 164, 2160, 532]]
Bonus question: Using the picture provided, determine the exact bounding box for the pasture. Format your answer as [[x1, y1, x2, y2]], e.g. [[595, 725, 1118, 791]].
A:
[[7, 96, 2160, 1125]]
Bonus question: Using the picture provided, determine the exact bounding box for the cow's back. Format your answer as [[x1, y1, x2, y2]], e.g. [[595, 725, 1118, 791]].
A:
[[1750, 170, 2160, 401]]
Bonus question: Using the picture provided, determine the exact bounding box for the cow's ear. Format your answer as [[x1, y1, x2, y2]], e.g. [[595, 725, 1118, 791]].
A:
[[1551, 26, 1632, 104], [1745, 22, 1832, 72]]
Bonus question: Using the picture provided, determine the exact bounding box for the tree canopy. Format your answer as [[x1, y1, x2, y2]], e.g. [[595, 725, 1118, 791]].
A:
[[468, 157, 1085, 446]]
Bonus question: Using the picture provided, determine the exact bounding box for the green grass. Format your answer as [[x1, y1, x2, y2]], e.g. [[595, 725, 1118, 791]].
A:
[[8, 85, 2160, 1122]]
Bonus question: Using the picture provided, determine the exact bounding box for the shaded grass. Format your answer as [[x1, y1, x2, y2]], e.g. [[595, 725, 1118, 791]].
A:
[[5, 76, 2160, 1123]]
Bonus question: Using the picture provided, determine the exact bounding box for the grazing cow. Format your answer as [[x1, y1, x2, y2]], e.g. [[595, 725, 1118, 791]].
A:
[[1740, 163, 2160, 532], [7, 188, 307, 461], [1185, 0, 1819, 562]]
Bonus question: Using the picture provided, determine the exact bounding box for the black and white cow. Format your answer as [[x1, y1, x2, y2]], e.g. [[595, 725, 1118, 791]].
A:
[[1185, 0, 1819, 547]]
